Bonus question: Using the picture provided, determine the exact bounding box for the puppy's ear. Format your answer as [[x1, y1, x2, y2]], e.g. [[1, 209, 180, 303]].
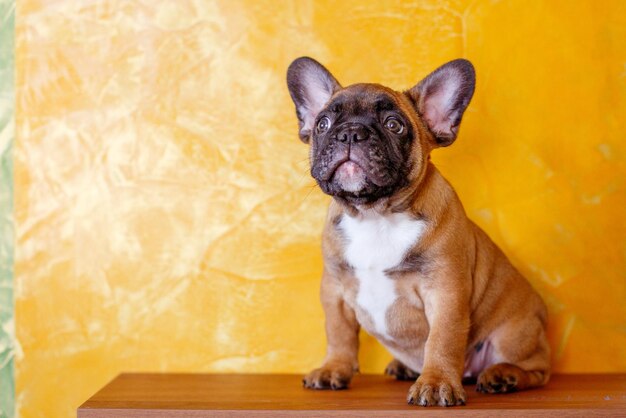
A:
[[406, 59, 475, 147], [287, 57, 341, 143]]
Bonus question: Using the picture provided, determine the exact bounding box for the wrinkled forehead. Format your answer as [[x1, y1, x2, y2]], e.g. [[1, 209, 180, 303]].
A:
[[326, 83, 405, 114]]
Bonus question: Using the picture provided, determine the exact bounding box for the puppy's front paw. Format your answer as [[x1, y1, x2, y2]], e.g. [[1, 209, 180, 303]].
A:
[[303, 364, 353, 390], [407, 374, 466, 407]]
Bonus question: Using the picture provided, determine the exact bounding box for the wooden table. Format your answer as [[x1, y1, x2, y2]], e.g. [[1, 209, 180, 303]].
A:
[[78, 373, 626, 417]]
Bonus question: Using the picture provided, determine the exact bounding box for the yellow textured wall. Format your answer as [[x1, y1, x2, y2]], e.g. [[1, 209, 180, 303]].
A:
[[15, 1, 626, 417]]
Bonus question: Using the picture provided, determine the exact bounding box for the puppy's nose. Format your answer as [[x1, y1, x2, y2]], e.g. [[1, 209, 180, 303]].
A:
[[337, 124, 370, 143]]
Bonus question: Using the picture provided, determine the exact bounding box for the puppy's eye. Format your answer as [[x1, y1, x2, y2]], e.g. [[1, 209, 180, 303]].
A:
[[317, 116, 331, 133], [384, 117, 404, 134]]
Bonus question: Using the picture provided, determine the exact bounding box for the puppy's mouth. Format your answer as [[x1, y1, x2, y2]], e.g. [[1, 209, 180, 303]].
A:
[[331, 160, 367, 193], [311, 142, 404, 204]]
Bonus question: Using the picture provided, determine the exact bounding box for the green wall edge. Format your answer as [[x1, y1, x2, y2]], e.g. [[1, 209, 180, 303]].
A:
[[0, 1, 15, 418]]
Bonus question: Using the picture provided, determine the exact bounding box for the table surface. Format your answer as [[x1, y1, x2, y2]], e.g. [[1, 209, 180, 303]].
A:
[[78, 373, 626, 417]]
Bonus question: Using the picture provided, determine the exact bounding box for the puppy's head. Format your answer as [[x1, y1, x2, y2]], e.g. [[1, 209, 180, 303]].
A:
[[286, 57, 475, 207]]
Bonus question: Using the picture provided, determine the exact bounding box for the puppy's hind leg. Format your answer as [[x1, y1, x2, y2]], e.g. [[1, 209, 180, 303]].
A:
[[477, 314, 551, 394], [385, 359, 420, 381]]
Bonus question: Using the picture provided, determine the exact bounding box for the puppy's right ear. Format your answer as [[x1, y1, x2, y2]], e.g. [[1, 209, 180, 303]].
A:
[[286, 57, 341, 143]]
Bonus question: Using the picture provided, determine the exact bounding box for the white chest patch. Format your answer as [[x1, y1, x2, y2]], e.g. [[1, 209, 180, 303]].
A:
[[340, 211, 427, 339]]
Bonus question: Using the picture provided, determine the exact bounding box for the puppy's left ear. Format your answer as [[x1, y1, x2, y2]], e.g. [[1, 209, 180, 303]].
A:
[[406, 59, 475, 147], [287, 57, 341, 143]]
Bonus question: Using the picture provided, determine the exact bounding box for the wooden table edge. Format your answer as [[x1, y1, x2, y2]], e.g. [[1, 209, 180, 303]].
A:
[[77, 407, 626, 418]]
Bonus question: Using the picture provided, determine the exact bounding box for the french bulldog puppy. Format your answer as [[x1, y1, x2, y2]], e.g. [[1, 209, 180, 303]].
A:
[[286, 57, 551, 407]]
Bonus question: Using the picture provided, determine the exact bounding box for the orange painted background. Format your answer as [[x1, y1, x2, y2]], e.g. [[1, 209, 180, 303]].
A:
[[14, 1, 626, 417]]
